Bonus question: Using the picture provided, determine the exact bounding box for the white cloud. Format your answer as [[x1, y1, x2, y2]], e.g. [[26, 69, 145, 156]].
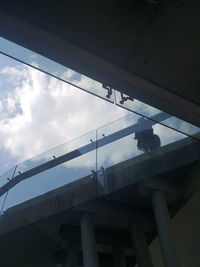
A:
[[0, 57, 192, 209], [0, 65, 129, 164], [0, 63, 189, 177], [1, 66, 28, 86]]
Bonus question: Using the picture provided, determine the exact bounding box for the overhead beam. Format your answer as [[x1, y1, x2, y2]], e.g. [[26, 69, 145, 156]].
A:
[[74, 198, 154, 228], [0, 10, 199, 127], [61, 225, 132, 248]]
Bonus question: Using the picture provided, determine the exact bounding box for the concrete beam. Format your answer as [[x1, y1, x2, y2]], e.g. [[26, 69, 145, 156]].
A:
[[61, 225, 132, 249], [74, 198, 153, 225], [137, 177, 181, 204], [0, 9, 199, 126], [142, 177, 180, 195]]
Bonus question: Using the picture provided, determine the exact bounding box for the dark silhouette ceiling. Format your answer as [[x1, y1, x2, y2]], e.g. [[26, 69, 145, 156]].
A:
[[0, 0, 199, 126]]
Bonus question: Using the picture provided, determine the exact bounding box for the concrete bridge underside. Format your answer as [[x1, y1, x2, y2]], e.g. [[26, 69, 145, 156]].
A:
[[0, 137, 199, 266], [0, 1, 199, 126]]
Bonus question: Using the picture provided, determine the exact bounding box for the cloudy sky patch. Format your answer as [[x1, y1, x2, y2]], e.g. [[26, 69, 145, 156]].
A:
[[0, 55, 129, 174]]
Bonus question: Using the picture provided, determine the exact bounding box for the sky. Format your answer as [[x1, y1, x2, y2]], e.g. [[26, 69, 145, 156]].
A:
[[0, 53, 130, 175], [0, 49, 192, 212]]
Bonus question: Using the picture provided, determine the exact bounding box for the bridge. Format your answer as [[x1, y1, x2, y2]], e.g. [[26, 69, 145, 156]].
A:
[[0, 113, 199, 267], [0, 2, 199, 267]]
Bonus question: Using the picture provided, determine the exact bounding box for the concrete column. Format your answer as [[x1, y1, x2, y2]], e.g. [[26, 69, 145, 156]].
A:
[[64, 241, 80, 267], [129, 220, 153, 267], [113, 247, 127, 267], [80, 213, 99, 267], [152, 191, 179, 267]]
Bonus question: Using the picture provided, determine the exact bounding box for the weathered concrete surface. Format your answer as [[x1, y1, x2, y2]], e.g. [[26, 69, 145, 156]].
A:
[[102, 136, 200, 194], [0, 175, 96, 236], [0, 136, 198, 266], [0, 136, 199, 237]]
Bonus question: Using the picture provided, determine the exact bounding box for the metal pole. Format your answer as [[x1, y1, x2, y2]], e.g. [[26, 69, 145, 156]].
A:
[[152, 191, 179, 267], [64, 241, 80, 267], [129, 220, 153, 267], [80, 213, 99, 267]]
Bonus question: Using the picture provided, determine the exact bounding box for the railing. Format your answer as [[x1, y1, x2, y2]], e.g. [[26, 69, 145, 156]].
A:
[[0, 36, 199, 214], [0, 36, 199, 140], [0, 111, 199, 215]]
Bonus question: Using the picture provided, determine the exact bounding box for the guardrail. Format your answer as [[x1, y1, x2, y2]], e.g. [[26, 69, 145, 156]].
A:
[[0, 37, 199, 214], [0, 36, 199, 139], [0, 111, 199, 214]]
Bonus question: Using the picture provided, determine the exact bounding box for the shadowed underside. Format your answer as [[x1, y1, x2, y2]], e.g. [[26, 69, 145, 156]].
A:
[[0, 0, 199, 126]]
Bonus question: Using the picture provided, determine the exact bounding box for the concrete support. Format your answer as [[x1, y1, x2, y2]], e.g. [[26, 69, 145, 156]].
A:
[[64, 241, 80, 267], [80, 213, 99, 267], [129, 220, 153, 267], [152, 191, 179, 267], [113, 247, 127, 267]]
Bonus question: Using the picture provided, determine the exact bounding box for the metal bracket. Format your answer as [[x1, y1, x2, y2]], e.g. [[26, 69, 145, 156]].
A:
[[119, 92, 134, 104], [102, 84, 113, 99]]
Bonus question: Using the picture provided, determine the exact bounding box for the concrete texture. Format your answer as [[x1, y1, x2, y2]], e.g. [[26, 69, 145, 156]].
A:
[[0, 136, 198, 237], [103, 136, 200, 195], [0, 136, 198, 266]]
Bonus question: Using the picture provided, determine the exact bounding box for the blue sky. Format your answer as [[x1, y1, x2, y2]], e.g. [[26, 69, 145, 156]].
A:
[[0, 53, 130, 176]]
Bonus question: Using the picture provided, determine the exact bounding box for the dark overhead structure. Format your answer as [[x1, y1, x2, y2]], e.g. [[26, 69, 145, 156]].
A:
[[0, 0, 199, 126], [0, 2, 200, 266]]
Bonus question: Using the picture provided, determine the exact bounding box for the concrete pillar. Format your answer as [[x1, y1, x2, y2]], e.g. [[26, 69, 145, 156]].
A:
[[113, 247, 127, 267], [152, 191, 179, 267], [80, 213, 99, 267], [129, 220, 153, 267], [64, 241, 80, 267]]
